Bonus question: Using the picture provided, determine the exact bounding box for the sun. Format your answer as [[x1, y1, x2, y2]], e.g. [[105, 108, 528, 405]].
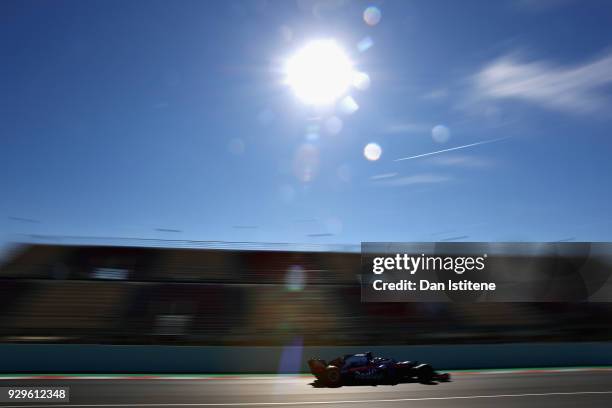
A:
[[284, 40, 355, 106]]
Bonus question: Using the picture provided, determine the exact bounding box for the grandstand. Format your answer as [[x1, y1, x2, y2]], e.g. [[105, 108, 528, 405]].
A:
[[0, 243, 611, 345]]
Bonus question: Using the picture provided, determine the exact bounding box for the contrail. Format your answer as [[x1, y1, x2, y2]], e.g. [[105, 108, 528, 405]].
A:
[[395, 136, 510, 162]]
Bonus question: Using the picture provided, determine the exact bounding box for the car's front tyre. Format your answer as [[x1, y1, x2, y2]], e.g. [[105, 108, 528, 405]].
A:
[[323, 365, 342, 387]]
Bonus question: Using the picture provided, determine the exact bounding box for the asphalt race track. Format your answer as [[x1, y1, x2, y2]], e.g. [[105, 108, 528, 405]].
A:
[[1, 369, 612, 408]]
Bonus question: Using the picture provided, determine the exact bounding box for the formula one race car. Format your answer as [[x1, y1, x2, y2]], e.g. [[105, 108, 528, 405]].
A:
[[308, 352, 450, 387]]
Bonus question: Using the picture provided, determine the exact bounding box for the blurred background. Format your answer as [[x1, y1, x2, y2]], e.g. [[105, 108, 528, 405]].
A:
[[1, 239, 611, 347], [3, 0, 612, 353]]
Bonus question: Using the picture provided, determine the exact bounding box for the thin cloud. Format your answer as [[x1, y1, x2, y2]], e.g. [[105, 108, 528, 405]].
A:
[[395, 137, 509, 162], [441, 235, 470, 242], [369, 172, 398, 180], [373, 173, 451, 187], [307, 232, 335, 237], [8, 216, 41, 224], [473, 51, 612, 114], [429, 154, 493, 168]]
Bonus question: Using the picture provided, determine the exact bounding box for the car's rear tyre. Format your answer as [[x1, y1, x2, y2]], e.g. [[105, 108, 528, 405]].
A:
[[415, 364, 434, 383], [323, 365, 342, 387]]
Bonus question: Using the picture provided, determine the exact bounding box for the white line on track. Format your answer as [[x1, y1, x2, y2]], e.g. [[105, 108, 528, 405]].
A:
[[2, 390, 612, 407]]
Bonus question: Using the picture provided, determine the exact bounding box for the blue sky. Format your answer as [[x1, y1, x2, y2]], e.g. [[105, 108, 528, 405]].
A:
[[2, 0, 612, 251]]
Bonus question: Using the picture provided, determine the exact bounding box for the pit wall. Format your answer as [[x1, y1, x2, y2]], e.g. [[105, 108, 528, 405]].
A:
[[1, 342, 611, 373]]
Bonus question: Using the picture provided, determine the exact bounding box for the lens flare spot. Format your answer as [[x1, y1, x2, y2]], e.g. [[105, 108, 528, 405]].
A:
[[432, 125, 451, 144], [363, 6, 382, 26], [364, 142, 382, 161], [293, 144, 320, 182], [338, 95, 359, 115], [352, 72, 371, 90], [357, 36, 374, 53], [285, 265, 305, 291], [325, 116, 343, 135], [305, 124, 320, 141]]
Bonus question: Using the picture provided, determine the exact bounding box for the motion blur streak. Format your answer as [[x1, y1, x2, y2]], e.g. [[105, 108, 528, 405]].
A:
[[1, 242, 612, 347]]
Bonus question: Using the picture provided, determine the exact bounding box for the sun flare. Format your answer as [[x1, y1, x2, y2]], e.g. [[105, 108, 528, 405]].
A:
[[285, 40, 355, 106]]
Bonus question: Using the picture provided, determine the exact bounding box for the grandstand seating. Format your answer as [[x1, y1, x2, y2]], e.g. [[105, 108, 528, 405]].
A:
[[0, 244, 611, 345]]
